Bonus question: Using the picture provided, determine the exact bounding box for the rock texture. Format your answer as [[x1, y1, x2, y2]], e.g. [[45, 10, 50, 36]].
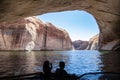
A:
[[0, 17, 72, 50], [73, 34, 99, 50], [0, 0, 120, 50], [73, 40, 88, 50], [86, 34, 99, 50]]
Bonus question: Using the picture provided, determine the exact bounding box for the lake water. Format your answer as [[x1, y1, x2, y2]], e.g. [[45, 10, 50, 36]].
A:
[[0, 50, 120, 77]]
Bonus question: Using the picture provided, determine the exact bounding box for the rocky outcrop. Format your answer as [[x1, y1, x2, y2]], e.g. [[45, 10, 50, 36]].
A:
[[73, 40, 88, 50], [0, 17, 72, 50], [0, 0, 119, 50], [86, 34, 99, 50]]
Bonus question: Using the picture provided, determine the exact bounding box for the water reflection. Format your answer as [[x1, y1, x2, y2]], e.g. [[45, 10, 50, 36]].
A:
[[24, 51, 36, 74], [0, 50, 120, 77], [65, 50, 103, 74]]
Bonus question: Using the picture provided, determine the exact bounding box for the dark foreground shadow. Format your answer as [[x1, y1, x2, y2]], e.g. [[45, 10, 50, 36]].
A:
[[0, 72, 78, 80], [0, 72, 120, 80]]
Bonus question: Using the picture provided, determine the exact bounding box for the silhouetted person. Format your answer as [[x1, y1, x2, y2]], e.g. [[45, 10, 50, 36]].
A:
[[43, 60, 52, 80], [55, 61, 68, 80]]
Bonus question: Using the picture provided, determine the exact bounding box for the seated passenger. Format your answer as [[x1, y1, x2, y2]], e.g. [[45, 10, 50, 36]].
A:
[[55, 61, 68, 80], [43, 60, 52, 80]]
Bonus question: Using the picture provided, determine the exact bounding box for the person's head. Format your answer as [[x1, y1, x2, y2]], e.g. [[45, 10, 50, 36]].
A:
[[59, 61, 65, 69], [43, 60, 50, 67]]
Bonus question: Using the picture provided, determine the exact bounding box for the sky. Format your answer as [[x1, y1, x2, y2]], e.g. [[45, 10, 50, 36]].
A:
[[36, 10, 99, 41]]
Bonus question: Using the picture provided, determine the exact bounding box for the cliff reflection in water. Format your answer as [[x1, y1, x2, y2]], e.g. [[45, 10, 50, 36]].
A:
[[0, 50, 120, 77]]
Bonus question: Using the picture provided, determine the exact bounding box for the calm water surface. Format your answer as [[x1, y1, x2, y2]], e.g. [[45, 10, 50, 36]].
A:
[[0, 50, 120, 77]]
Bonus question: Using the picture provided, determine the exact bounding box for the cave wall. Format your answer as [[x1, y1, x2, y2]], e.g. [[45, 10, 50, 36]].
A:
[[0, 0, 120, 50]]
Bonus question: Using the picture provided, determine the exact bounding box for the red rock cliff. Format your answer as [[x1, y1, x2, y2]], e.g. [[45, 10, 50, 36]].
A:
[[0, 17, 72, 50]]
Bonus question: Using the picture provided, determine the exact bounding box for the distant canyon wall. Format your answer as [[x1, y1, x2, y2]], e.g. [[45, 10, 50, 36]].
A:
[[72, 34, 99, 50], [73, 40, 88, 50], [0, 17, 72, 50]]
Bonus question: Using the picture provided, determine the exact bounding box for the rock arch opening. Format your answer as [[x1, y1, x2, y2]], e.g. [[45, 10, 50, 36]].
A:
[[36, 10, 100, 50], [0, 0, 119, 50]]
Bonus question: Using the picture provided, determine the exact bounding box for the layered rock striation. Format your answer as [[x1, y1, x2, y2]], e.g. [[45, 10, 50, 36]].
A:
[[0, 17, 72, 50]]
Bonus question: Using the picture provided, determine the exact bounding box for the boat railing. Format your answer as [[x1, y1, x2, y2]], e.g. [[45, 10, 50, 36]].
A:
[[0, 72, 120, 80]]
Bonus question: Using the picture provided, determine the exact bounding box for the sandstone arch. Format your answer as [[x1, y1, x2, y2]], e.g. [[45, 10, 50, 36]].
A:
[[0, 0, 120, 50]]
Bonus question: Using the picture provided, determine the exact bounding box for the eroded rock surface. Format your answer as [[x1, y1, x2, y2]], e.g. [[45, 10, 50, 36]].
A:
[[0, 0, 120, 50], [0, 17, 72, 50]]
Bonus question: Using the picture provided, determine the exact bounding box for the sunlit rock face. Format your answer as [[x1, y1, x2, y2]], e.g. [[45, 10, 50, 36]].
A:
[[86, 34, 99, 50], [44, 23, 72, 50], [0, 17, 72, 50], [0, 0, 120, 50]]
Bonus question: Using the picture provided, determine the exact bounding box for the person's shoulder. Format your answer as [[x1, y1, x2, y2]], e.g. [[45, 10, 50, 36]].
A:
[[55, 68, 61, 72], [63, 70, 67, 74], [56, 68, 60, 71]]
